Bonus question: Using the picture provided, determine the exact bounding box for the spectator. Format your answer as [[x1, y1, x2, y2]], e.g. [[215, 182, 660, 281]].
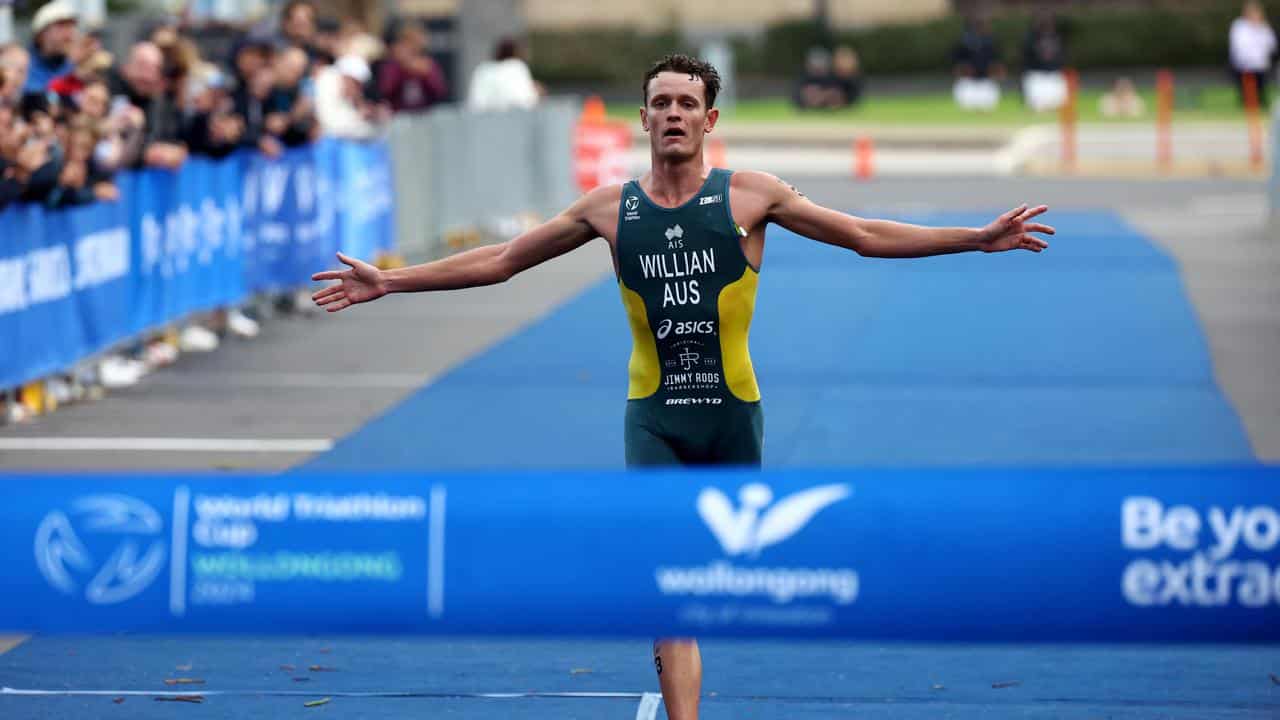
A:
[[1099, 76, 1146, 119], [183, 64, 244, 157], [1, 44, 31, 108], [47, 32, 112, 102], [280, 0, 320, 60], [312, 16, 342, 66], [793, 46, 834, 110], [1021, 11, 1067, 112], [378, 19, 447, 113], [152, 25, 204, 110], [830, 44, 863, 107], [269, 45, 318, 146], [50, 115, 115, 206], [0, 105, 27, 209], [236, 64, 284, 157], [75, 77, 144, 174], [24, 0, 79, 93], [952, 15, 1005, 111], [1229, 0, 1276, 108], [315, 54, 385, 138], [2, 110, 59, 205], [467, 36, 539, 112], [107, 42, 187, 169]]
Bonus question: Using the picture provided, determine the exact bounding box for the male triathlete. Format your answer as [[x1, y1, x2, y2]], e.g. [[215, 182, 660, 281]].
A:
[[311, 54, 1054, 720]]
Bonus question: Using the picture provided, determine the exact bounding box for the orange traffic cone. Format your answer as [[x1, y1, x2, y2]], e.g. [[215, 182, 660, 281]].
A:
[[854, 136, 875, 180], [581, 95, 607, 125], [707, 137, 727, 169]]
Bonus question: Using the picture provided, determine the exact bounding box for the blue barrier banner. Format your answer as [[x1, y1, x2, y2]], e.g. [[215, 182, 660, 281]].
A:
[[332, 139, 396, 260], [1, 466, 1276, 641], [0, 139, 396, 389]]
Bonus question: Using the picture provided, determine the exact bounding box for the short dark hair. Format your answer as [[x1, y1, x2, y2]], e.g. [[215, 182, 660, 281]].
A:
[[494, 36, 520, 61], [643, 53, 721, 108], [282, 0, 316, 22]]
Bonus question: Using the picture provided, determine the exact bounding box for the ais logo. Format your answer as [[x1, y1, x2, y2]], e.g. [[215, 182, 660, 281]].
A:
[[657, 319, 716, 339]]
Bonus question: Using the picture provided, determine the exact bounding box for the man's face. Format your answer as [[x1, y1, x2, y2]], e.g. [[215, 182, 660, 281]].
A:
[[78, 83, 108, 118], [285, 6, 316, 42], [38, 19, 78, 56], [0, 119, 29, 158], [235, 46, 267, 79], [641, 71, 717, 161], [277, 48, 308, 87], [340, 75, 363, 102], [250, 67, 274, 98], [0, 108, 13, 155], [68, 128, 94, 161], [126, 45, 165, 96], [397, 28, 426, 56], [1, 47, 29, 97]]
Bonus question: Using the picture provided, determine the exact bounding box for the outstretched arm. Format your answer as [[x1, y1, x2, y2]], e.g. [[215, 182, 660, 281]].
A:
[[312, 190, 604, 312], [741, 172, 1054, 258]]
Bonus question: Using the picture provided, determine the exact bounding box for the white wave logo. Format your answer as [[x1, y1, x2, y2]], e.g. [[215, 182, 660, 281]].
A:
[[656, 483, 859, 612], [698, 483, 851, 557], [35, 495, 167, 605], [657, 319, 673, 339]]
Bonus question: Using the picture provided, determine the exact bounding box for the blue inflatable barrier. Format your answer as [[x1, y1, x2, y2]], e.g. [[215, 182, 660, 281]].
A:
[[0, 139, 397, 390], [1, 466, 1276, 641]]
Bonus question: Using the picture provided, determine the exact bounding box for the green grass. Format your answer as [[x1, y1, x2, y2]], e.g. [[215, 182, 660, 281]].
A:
[[608, 85, 1260, 126]]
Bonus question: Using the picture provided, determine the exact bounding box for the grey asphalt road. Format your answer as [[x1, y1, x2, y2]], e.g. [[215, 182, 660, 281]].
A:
[[1, 176, 1275, 469]]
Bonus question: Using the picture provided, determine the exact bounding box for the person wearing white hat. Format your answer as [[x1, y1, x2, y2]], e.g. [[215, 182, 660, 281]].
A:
[[314, 52, 385, 139], [25, 0, 78, 92]]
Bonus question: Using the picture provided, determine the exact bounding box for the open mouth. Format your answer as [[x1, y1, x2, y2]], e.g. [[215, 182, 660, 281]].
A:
[[662, 128, 686, 139]]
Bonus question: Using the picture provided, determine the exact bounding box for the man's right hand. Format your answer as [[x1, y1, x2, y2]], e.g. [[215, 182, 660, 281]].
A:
[[311, 252, 388, 312]]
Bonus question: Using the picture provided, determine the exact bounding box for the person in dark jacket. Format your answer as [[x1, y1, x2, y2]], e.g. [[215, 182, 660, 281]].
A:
[[377, 19, 447, 113]]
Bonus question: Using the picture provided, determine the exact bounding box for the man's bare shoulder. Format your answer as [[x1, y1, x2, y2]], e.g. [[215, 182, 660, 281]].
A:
[[730, 169, 806, 204], [571, 183, 626, 215]]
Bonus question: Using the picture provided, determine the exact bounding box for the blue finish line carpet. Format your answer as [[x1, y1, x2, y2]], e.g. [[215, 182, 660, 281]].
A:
[[306, 210, 1254, 471]]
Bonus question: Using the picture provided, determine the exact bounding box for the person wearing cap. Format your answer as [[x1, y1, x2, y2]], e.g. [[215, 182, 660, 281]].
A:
[[314, 53, 384, 139], [25, 0, 79, 93]]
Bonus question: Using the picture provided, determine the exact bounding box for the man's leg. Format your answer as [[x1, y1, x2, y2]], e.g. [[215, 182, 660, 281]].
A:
[[654, 638, 701, 720]]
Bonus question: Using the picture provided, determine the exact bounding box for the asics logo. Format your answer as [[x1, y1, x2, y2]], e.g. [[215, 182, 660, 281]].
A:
[[656, 319, 715, 340]]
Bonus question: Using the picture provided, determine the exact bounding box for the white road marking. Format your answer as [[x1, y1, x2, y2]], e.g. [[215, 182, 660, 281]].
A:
[[2, 687, 643, 699], [0, 438, 332, 452], [141, 373, 427, 389], [635, 691, 663, 720]]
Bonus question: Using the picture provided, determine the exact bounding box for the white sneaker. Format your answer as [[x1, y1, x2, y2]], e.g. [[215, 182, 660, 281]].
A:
[[227, 309, 261, 339], [46, 377, 74, 405], [2, 400, 27, 425], [179, 325, 220, 352], [99, 355, 145, 388], [142, 341, 178, 368]]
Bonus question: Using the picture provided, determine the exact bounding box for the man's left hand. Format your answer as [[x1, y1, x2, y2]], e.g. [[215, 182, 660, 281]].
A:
[[976, 204, 1054, 253]]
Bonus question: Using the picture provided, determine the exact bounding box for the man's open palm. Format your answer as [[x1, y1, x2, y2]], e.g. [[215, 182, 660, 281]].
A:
[[311, 252, 387, 313], [977, 204, 1055, 253]]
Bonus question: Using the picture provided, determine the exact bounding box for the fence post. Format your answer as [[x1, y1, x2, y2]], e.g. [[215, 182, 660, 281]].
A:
[[1060, 68, 1078, 172], [1242, 73, 1265, 172], [1156, 69, 1174, 173]]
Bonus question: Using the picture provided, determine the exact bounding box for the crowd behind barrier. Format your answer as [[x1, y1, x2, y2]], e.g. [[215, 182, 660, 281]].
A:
[[0, 137, 395, 392]]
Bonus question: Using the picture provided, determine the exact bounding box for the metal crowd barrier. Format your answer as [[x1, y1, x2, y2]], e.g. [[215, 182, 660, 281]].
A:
[[388, 98, 580, 261]]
